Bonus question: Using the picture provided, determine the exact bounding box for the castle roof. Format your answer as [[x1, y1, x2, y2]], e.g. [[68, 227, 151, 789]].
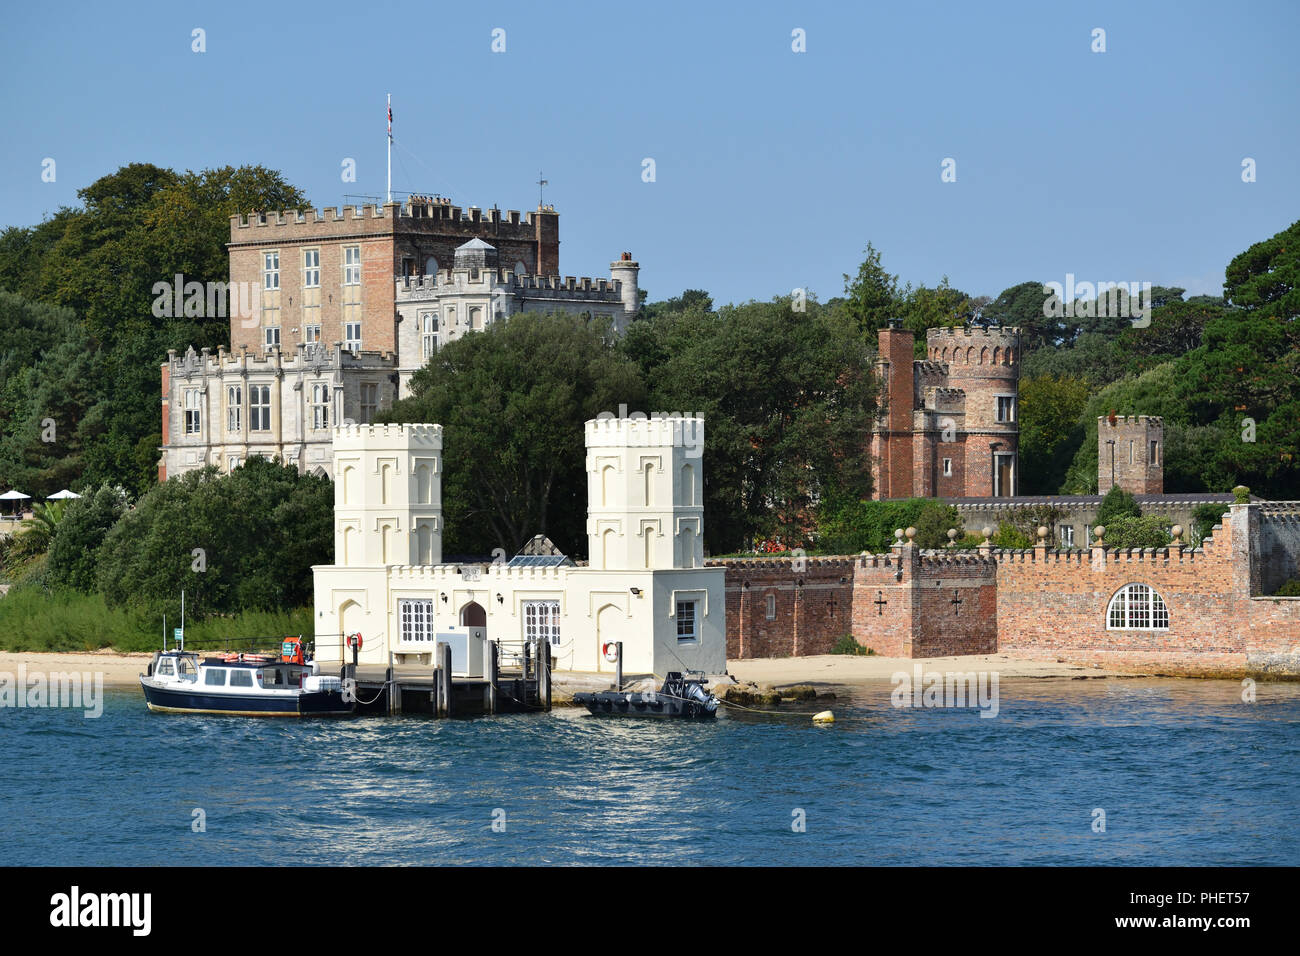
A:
[[456, 238, 496, 252]]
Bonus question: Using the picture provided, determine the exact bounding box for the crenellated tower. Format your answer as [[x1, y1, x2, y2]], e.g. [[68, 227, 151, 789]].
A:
[[331, 423, 443, 566], [585, 416, 705, 570], [1098, 415, 1163, 494]]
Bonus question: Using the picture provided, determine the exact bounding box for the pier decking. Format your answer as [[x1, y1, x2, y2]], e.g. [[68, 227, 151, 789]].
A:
[[342, 639, 552, 717]]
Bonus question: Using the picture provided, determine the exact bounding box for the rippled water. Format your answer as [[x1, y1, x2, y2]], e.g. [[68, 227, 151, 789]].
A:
[[2, 678, 1297, 865]]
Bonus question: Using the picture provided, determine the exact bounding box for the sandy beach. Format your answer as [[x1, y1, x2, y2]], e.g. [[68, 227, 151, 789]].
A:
[[0, 648, 1131, 691]]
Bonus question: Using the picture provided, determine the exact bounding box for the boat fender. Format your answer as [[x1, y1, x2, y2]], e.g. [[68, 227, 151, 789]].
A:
[[812, 710, 834, 724]]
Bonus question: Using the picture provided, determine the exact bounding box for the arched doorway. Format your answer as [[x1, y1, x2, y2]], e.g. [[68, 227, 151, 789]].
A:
[[461, 602, 486, 627], [339, 599, 362, 663], [595, 603, 622, 673]]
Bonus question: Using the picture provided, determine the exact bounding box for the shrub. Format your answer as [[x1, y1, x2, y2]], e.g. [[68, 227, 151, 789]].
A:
[[1102, 514, 1173, 549], [830, 634, 870, 655], [991, 522, 1033, 549], [1189, 502, 1230, 546], [1096, 485, 1141, 526], [1273, 578, 1300, 597]]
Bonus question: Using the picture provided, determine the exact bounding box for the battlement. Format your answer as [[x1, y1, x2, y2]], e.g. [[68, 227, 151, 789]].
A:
[[1098, 415, 1163, 428], [332, 422, 443, 449], [914, 360, 948, 376], [927, 326, 1021, 342], [388, 562, 569, 585], [229, 199, 556, 242], [585, 415, 705, 448], [165, 343, 397, 374], [396, 271, 622, 298], [706, 556, 857, 571]]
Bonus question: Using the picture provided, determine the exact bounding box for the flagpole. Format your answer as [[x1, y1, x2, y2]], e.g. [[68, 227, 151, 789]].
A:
[[386, 93, 392, 205]]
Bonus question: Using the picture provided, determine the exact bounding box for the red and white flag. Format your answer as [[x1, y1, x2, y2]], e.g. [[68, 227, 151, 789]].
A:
[[387, 103, 392, 134]]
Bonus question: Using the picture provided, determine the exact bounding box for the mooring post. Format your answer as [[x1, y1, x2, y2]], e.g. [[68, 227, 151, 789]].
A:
[[387, 650, 401, 716], [537, 637, 551, 711], [615, 640, 623, 692], [523, 639, 532, 680], [438, 641, 453, 717], [487, 640, 499, 714]]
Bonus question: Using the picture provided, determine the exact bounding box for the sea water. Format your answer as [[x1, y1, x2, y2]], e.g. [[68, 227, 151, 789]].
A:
[[1, 679, 1296, 865]]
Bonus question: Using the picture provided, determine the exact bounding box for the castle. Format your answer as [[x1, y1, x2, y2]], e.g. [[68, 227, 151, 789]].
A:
[[159, 198, 639, 480], [312, 416, 726, 676], [869, 324, 1236, 547]]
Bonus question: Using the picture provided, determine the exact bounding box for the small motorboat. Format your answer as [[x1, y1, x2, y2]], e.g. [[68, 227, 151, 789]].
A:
[[140, 636, 352, 717], [574, 672, 719, 719]]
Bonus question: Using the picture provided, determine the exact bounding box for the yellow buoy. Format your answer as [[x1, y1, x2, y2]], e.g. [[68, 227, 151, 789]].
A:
[[812, 710, 834, 724]]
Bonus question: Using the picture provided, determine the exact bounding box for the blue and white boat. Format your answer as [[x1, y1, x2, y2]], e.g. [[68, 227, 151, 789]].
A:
[[140, 643, 352, 717]]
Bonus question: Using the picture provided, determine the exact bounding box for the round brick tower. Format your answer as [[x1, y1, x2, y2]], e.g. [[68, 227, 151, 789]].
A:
[[926, 327, 1021, 496]]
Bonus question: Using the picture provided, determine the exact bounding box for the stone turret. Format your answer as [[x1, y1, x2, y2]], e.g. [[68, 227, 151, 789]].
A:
[[1098, 415, 1163, 495]]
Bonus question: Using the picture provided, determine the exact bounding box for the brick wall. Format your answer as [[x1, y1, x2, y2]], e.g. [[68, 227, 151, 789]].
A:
[[711, 504, 1300, 672]]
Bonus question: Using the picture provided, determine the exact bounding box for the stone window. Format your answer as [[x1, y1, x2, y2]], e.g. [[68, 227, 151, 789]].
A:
[[345, 321, 361, 352], [226, 385, 241, 433], [1150, 440, 1158, 465], [344, 246, 361, 286], [249, 385, 271, 431], [360, 383, 378, 424], [1107, 583, 1169, 631], [524, 600, 561, 646], [942, 457, 953, 477], [398, 598, 434, 644], [263, 251, 279, 290], [421, 311, 438, 358], [676, 600, 698, 643], [227, 456, 240, 472], [303, 249, 320, 288], [996, 395, 1015, 423], [765, 593, 776, 620], [311, 383, 329, 431], [264, 325, 280, 350], [305, 324, 321, 350], [183, 388, 202, 435]]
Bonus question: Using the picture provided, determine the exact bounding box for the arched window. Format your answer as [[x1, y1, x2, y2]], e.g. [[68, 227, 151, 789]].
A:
[[1106, 583, 1169, 630]]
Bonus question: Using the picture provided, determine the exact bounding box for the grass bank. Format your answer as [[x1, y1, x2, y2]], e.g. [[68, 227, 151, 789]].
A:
[[0, 585, 313, 653]]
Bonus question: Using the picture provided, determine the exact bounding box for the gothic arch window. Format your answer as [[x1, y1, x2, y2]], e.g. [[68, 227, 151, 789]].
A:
[[942, 348, 949, 362], [424, 256, 438, 275], [980, 346, 989, 364], [1106, 583, 1170, 630], [966, 347, 974, 363], [514, 261, 527, 276], [993, 346, 1001, 364]]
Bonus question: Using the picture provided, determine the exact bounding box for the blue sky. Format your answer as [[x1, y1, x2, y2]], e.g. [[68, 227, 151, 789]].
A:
[[2, 0, 1297, 306]]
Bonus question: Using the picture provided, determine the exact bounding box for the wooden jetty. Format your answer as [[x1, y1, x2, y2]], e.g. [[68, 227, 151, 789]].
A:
[[342, 638, 552, 717]]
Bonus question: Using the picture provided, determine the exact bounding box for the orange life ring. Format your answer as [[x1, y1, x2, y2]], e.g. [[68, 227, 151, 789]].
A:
[[603, 642, 619, 664], [346, 633, 363, 651]]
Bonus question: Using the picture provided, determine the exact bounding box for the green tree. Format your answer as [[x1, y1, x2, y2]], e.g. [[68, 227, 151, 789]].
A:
[[1096, 485, 1141, 526], [47, 484, 131, 592], [626, 296, 875, 552], [1102, 514, 1172, 549], [841, 242, 901, 335], [1017, 374, 1091, 494], [384, 313, 646, 556]]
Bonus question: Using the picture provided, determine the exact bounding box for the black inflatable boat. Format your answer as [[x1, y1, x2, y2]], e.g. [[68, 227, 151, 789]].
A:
[[574, 671, 719, 719]]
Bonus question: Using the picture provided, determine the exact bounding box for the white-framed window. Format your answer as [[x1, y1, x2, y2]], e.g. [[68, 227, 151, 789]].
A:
[[344, 246, 361, 285], [676, 600, 698, 643], [345, 321, 361, 352], [421, 311, 438, 358], [1106, 583, 1169, 631], [264, 325, 280, 350], [226, 385, 241, 432], [942, 457, 953, 477], [227, 456, 240, 472], [1060, 525, 1075, 547], [249, 385, 271, 431], [311, 383, 329, 430], [765, 593, 776, 620], [183, 388, 202, 435], [398, 598, 434, 643], [304, 324, 321, 349], [263, 251, 280, 290], [303, 249, 320, 288], [523, 600, 561, 646], [360, 382, 378, 424], [996, 395, 1015, 423]]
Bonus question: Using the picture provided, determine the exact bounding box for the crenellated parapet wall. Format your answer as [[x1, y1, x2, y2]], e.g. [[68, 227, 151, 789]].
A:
[[715, 504, 1300, 668]]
